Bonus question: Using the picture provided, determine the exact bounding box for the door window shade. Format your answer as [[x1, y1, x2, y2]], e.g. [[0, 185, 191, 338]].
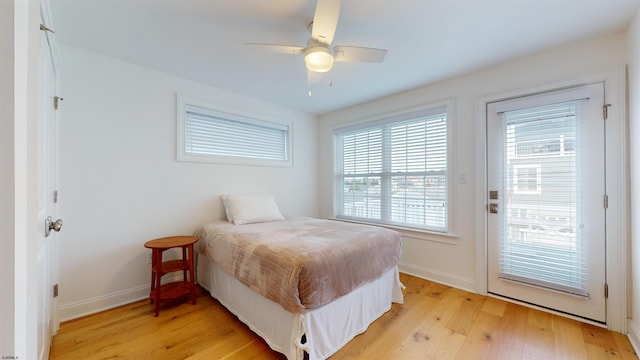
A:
[[498, 100, 588, 297]]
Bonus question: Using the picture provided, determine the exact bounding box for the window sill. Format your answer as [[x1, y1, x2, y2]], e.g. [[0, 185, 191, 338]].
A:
[[329, 217, 459, 245]]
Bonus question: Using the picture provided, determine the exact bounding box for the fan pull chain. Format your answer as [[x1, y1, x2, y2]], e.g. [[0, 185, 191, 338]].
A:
[[307, 71, 312, 96]]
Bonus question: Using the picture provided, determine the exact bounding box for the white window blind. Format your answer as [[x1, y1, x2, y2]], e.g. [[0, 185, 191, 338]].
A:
[[177, 97, 292, 167], [334, 106, 448, 232], [499, 100, 588, 296]]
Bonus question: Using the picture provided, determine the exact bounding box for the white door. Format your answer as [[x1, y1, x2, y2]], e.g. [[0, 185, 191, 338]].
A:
[[37, 15, 61, 360], [487, 83, 606, 322]]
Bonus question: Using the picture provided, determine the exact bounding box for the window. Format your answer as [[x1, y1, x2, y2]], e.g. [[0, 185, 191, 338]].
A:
[[516, 136, 575, 157], [498, 97, 587, 295], [513, 164, 541, 194], [333, 102, 453, 233], [177, 95, 292, 167]]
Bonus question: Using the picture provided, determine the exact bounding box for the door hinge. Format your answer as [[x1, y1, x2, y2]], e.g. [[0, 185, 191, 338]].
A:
[[53, 284, 59, 298], [40, 24, 55, 33], [604, 283, 609, 299], [603, 104, 611, 120], [53, 190, 58, 204], [604, 194, 609, 209], [54, 96, 63, 110]]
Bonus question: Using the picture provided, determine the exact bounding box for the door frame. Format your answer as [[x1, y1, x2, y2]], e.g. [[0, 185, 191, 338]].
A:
[[475, 67, 628, 332], [10, 0, 60, 358], [12, 0, 43, 359]]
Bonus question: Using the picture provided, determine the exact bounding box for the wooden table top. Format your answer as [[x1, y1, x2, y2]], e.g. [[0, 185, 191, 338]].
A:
[[144, 236, 198, 250]]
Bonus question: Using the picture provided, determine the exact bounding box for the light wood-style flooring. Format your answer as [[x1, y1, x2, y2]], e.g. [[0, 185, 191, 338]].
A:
[[50, 273, 638, 359]]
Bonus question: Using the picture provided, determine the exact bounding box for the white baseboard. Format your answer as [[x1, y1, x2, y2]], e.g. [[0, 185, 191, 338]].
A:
[[60, 265, 474, 322], [628, 320, 640, 355], [58, 284, 149, 322], [399, 261, 476, 293], [58, 274, 183, 322]]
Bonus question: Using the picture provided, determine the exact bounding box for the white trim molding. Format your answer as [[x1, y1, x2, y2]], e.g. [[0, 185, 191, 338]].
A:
[[58, 273, 183, 322], [628, 320, 640, 355], [58, 284, 149, 322], [399, 261, 476, 293]]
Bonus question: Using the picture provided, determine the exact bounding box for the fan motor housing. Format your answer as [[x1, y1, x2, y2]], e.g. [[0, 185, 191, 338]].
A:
[[304, 44, 334, 73]]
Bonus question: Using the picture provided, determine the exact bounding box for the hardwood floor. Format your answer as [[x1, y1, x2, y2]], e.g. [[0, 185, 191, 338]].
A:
[[50, 273, 638, 359]]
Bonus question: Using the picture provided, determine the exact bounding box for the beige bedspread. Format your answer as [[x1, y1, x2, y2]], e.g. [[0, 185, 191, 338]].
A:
[[194, 216, 401, 313]]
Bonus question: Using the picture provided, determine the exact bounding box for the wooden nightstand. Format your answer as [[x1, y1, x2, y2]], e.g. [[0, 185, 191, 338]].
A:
[[144, 235, 198, 317]]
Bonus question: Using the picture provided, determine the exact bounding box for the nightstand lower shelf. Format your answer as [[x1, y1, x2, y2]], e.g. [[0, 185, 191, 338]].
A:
[[150, 281, 192, 301]]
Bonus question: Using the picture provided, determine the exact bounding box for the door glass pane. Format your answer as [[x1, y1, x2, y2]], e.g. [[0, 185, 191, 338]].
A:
[[499, 101, 588, 297]]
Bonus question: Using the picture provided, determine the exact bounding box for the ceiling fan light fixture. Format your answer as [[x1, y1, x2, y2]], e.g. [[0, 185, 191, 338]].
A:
[[304, 46, 334, 73]]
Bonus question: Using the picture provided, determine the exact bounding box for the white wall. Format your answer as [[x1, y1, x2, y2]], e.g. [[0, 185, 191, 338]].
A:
[[627, 7, 640, 351], [1, 0, 15, 355], [319, 33, 628, 293], [58, 45, 319, 320]]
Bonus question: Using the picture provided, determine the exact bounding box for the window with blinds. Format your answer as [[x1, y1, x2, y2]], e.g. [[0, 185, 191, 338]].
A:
[[334, 105, 450, 232], [499, 100, 588, 296], [177, 97, 292, 166]]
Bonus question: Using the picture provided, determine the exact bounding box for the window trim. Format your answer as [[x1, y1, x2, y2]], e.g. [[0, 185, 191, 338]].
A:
[[512, 164, 542, 195], [332, 99, 456, 234], [176, 94, 293, 167]]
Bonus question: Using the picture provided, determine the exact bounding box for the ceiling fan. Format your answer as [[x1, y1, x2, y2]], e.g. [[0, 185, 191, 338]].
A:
[[246, 0, 387, 74]]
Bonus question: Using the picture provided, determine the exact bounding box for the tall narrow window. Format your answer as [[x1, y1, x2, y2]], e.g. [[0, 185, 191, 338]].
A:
[[177, 96, 292, 167], [334, 104, 452, 232]]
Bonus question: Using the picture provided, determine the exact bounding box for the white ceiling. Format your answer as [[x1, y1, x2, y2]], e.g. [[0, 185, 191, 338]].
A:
[[50, 0, 640, 115]]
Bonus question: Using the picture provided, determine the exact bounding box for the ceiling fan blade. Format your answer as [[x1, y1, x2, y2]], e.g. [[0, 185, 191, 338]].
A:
[[245, 43, 305, 55], [333, 46, 387, 63], [311, 0, 341, 46]]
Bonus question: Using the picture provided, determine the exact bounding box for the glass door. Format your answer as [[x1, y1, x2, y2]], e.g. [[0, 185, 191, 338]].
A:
[[487, 83, 606, 322]]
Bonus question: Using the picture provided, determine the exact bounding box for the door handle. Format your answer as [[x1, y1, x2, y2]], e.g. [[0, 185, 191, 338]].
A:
[[489, 203, 498, 214], [45, 216, 63, 237]]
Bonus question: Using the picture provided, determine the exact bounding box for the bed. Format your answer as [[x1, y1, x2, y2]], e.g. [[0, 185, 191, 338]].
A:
[[194, 195, 403, 360]]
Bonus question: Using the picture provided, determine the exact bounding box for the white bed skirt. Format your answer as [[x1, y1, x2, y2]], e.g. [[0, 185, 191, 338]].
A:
[[197, 253, 404, 360]]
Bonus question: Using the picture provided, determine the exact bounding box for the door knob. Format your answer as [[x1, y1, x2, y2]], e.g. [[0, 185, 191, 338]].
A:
[[45, 216, 63, 237]]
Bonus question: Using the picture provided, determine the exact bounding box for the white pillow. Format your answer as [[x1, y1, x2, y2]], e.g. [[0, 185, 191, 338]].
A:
[[221, 193, 266, 223], [225, 194, 284, 225], [220, 194, 234, 223]]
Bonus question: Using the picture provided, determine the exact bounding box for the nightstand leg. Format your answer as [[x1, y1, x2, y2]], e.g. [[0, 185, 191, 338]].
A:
[[182, 246, 188, 281], [188, 244, 196, 305], [154, 249, 162, 317], [150, 250, 156, 304]]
